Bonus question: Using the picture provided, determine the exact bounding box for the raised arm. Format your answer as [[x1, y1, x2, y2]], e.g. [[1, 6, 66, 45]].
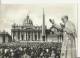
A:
[[49, 19, 63, 31]]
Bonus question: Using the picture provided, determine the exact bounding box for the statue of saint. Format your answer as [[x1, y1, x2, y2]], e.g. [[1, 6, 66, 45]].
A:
[[49, 16, 77, 58]]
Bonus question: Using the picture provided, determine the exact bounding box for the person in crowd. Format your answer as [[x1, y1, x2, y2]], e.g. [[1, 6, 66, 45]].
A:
[[10, 48, 14, 58], [49, 50, 55, 58], [14, 48, 21, 58]]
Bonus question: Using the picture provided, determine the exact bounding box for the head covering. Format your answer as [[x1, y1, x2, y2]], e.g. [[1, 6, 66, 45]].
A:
[[62, 15, 68, 21]]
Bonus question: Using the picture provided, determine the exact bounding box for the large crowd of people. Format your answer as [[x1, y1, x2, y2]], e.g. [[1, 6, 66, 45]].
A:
[[0, 42, 61, 58]]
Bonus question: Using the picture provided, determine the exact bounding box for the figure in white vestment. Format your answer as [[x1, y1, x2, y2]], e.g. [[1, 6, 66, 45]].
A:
[[50, 16, 77, 58], [60, 16, 76, 58]]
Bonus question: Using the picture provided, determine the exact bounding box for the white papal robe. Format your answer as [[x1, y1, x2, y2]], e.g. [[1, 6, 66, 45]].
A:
[[60, 21, 76, 58]]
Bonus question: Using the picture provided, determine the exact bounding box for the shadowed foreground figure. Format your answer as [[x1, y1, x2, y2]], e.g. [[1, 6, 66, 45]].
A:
[[50, 16, 77, 58]]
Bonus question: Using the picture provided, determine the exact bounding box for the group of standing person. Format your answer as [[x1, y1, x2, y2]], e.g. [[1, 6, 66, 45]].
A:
[[0, 46, 61, 58]]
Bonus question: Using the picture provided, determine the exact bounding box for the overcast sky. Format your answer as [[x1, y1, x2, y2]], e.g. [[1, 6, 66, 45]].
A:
[[1, 0, 80, 57], [0, 4, 77, 33]]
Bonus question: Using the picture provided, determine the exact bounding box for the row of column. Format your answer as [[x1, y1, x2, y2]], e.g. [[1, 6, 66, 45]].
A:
[[12, 31, 41, 41]]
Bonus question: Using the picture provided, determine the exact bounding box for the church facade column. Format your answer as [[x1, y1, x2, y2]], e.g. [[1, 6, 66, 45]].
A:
[[26, 32, 27, 41], [18, 31, 20, 41], [24, 32, 26, 40], [20, 31, 22, 41], [13, 32, 16, 41], [37, 31, 39, 41], [17, 32, 19, 41], [30, 32, 31, 41], [40, 32, 42, 41], [33, 32, 35, 41], [32, 32, 33, 41], [30, 32, 32, 41], [38, 31, 41, 41], [14, 32, 18, 41], [11, 32, 14, 41], [27, 32, 29, 41], [29, 32, 31, 41]]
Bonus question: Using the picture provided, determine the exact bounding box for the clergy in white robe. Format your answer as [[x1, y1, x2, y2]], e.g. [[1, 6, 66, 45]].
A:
[[60, 16, 77, 58], [49, 15, 77, 58]]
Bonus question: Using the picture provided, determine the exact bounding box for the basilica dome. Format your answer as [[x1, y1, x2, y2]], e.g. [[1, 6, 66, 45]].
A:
[[23, 15, 33, 26]]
